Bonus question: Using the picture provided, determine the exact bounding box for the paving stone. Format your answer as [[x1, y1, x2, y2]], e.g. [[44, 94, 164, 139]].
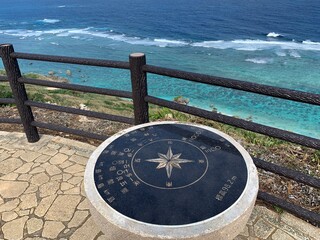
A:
[[51, 174, 63, 181], [64, 164, 85, 174], [47, 143, 61, 150], [19, 193, 38, 209], [17, 173, 32, 181], [49, 153, 69, 165], [68, 210, 89, 228], [39, 181, 60, 198], [239, 225, 250, 237], [0, 157, 23, 174], [75, 150, 93, 158], [77, 199, 89, 210], [14, 162, 33, 174], [2, 216, 28, 240], [61, 182, 74, 191], [27, 217, 43, 234], [35, 154, 51, 163], [1, 211, 18, 222], [29, 167, 45, 174], [0, 172, 19, 180], [69, 155, 88, 166], [45, 195, 81, 221], [63, 173, 73, 181], [45, 164, 62, 176], [60, 161, 73, 169], [271, 229, 295, 240], [20, 151, 41, 162], [34, 195, 57, 217], [42, 221, 65, 239], [59, 147, 76, 156], [0, 180, 29, 198], [24, 184, 38, 194], [253, 219, 276, 239], [31, 172, 49, 186], [68, 176, 83, 185], [64, 187, 81, 195], [281, 212, 320, 239], [69, 217, 101, 240], [0, 152, 10, 162], [11, 150, 25, 158], [0, 199, 20, 212], [17, 209, 30, 216], [38, 147, 59, 157], [0, 196, 3, 205]]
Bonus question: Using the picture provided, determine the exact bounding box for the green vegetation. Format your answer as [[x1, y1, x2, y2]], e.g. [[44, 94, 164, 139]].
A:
[[273, 205, 284, 214]]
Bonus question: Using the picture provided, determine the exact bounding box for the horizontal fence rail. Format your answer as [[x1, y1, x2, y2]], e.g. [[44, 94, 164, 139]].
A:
[[0, 75, 7, 82], [31, 121, 108, 141], [145, 95, 320, 149], [1, 44, 319, 226], [0, 98, 15, 104], [25, 100, 134, 124], [11, 52, 130, 69], [19, 77, 133, 99], [253, 158, 320, 189], [0, 118, 21, 124], [258, 191, 320, 226], [144, 65, 320, 106]]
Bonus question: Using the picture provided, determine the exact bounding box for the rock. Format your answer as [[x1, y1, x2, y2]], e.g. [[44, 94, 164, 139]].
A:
[[174, 96, 189, 105], [39, 181, 60, 198], [68, 210, 89, 228], [19, 193, 38, 209], [0, 157, 23, 174], [34, 195, 57, 217], [0, 180, 29, 198], [2, 216, 28, 240], [27, 218, 43, 234], [48, 71, 55, 75], [0, 199, 20, 212], [45, 195, 81, 221], [49, 153, 68, 165], [2, 211, 18, 222], [69, 217, 101, 240], [31, 172, 49, 186], [42, 221, 65, 239], [66, 69, 72, 76]]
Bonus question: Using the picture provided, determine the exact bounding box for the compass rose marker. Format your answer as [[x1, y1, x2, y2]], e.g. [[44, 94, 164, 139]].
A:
[[145, 146, 194, 178]]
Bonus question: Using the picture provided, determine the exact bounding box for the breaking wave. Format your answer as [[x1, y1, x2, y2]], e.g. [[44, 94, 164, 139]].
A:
[[2, 27, 320, 51], [245, 58, 274, 64], [266, 32, 282, 38], [38, 19, 60, 24]]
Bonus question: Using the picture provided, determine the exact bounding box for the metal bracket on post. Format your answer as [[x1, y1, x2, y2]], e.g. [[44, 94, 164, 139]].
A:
[[0, 44, 40, 142], [129, 53, 149, 125]]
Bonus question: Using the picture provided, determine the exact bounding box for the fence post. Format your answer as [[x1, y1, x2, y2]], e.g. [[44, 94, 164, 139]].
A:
[[0, 44, 39, 142], [129, 53, 149, 124]]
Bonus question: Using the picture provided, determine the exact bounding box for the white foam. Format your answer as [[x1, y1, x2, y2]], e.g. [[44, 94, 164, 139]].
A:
[[289, 50, 301, 58], [276, 51, 286, 57], [38, 19, 60, 24], [50, 42, 59, 45], [58, 5, 66, 8], [245, 58, 273, 64], [191, 39, 320, 51], [267, 32, 282, 38]]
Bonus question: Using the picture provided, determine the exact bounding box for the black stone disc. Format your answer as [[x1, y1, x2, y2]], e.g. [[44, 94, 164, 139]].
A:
[[93, 123, 248, 225]]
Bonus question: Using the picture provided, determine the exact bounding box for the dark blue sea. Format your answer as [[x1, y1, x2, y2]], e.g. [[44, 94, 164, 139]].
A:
[[0, 0, 319, 138]]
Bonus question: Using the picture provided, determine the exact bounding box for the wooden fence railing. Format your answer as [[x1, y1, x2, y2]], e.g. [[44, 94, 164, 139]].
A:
[[0, 43, 319, 226]]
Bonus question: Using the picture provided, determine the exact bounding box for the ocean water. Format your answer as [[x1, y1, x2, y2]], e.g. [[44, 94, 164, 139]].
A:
[[0, 0, 319, 138]]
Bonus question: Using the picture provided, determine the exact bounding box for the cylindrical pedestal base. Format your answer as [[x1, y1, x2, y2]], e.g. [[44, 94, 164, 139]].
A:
[[85, 122, 258, 239]]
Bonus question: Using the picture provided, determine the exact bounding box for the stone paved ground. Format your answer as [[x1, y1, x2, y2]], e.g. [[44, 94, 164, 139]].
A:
[[0, 131, 318, 240]]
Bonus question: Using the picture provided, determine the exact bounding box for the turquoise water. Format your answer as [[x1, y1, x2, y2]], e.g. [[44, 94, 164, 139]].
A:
[[0, 0, 319, 138]]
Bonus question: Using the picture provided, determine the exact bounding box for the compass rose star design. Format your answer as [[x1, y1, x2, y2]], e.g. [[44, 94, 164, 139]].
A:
[[145, 146, 194, 178]]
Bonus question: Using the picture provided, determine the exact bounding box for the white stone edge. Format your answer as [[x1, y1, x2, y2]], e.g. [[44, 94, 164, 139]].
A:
[[84, 121, 259, 239]]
